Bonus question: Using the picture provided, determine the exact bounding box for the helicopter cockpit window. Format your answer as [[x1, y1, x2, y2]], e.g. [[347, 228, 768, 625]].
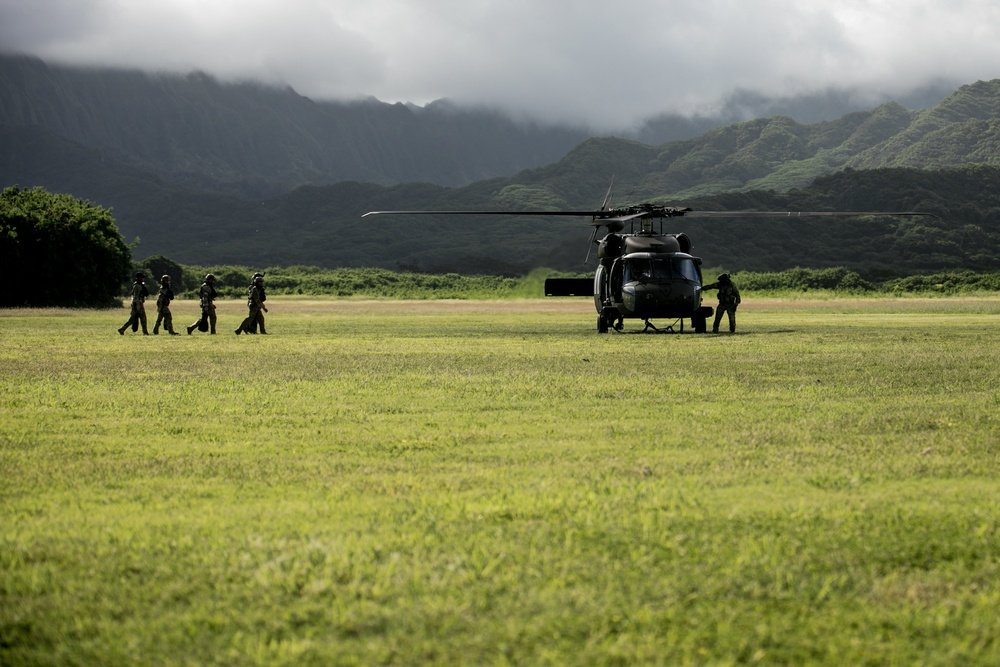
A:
[[623, 257, 701, 283], [672, 257, 700, 283]]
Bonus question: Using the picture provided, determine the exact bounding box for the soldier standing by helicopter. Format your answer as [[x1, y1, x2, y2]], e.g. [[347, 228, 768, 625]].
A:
[[152, 274, 179, 335], [187, 273, 218, 335], [117, 271, 149, 335], [704, 273, 741, 333]]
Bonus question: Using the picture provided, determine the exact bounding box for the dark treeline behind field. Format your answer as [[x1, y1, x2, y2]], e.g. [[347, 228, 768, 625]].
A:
[[132, 165, 1000, 279], [147, 261, 1000, 301]]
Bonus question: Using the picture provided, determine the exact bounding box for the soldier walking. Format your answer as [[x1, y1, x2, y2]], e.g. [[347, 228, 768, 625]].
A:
[[117, 271, 149, 335], [152, 275, 179, 335], [235, 274, 268, 335], [187, 273, 218, 334], [253, 272, 267, 334], [241, 272, 268, 334], [705, 273, 741, 333]]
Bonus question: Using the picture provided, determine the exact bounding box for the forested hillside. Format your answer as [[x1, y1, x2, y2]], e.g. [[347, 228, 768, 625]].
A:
[[521, 80, 1000, 202], [26, 164, 993, 277], [0, 55, 588, 195]]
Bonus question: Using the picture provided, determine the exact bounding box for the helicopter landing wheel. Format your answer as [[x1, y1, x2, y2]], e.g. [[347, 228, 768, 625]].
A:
[[597, 313, 609, 333]]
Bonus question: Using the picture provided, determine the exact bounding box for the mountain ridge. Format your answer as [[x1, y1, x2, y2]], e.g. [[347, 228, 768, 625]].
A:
[[4, 55, 1000, 274], [0, 54, 589, 195]]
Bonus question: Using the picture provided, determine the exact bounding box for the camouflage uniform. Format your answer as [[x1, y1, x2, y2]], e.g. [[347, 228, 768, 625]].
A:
[[705, 274, 741, 333], [152, 275, 179, 335], [254, 280, 267, 333], [118, 272, 149, 335], [187, 274, 218, 334], [235, 275, 267, 335], [241, 273, 268, 334]]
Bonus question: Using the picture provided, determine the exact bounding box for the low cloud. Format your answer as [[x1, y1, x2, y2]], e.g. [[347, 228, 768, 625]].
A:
[[3, 0, 998, 129]]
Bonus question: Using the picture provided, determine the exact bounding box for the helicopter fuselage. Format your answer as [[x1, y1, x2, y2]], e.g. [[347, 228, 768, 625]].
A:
[[591, 230, 713, 333]]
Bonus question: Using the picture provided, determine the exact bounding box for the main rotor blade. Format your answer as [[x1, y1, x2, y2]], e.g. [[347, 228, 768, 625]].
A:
[[600, 176, 615, 211], [363, 210, 604, 218], [363, 208, 938, 220], [590, 212, 646, 226], [681, 210, 939, 219]]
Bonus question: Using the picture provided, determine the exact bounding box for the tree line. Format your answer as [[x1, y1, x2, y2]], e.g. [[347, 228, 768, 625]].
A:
[[5, 185, 1000, 309], [0, 186, 131, 307]]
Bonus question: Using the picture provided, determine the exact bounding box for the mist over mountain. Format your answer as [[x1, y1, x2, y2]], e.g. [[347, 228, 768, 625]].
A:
[[0, 54, 589, 196], [630, 83, 957, 145], [1, 54, 955, 196], [3, 54, 1000, 276]]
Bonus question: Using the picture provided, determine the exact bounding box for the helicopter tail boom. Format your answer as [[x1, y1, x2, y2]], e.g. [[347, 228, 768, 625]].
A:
[[544, 278, 592, 297]]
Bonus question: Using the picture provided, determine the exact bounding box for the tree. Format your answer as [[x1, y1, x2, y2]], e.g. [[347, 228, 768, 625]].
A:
[[141, 254, 186, 291], [0, 186, 132, 307]]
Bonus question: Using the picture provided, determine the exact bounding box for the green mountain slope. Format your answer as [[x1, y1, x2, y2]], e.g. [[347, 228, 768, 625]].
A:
[[582, 81, 1000, 200], [0, 55, 588, 195]]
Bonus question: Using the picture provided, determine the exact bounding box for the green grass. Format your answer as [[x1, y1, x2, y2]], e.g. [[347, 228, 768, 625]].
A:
[[3, 297, 1000, 665]]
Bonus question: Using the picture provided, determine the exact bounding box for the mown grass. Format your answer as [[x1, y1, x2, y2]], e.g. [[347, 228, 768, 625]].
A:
[[2, 298, 1000, 665]]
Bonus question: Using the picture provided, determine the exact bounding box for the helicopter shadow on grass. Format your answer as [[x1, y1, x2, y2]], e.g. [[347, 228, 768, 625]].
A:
[[609, 326, 798, 336]]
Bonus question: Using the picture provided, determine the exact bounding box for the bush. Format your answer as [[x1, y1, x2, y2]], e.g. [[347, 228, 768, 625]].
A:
[[736, 267, 875, 292], [0, 186, 132, 307], [140, 255, 186, 291]]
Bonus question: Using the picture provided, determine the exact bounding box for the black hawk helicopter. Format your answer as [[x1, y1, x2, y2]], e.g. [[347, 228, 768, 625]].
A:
[[363, 191, 934, 333]]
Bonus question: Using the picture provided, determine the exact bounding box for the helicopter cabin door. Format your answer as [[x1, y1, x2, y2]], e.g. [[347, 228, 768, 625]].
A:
[[609, 260, 624, 303]]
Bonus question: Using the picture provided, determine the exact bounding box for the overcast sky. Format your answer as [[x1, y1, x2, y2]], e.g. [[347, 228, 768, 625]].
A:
[[2, 0, 999, 130]]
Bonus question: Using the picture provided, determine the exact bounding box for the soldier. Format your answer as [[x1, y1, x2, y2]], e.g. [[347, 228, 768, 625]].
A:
[[704, 273, 741, 333], [187, 273, 218, 335], [243, 272, 268, 334], [117, 271, 149, 335], [152, 275, 179, 335], [235, 274, 268, 335]]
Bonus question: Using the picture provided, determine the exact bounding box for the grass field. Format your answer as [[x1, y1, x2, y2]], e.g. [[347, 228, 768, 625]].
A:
[[3, 297, 1000, 665]]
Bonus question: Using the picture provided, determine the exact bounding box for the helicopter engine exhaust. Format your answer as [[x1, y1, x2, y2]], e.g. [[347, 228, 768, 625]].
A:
[[675, 233, 692, 254]]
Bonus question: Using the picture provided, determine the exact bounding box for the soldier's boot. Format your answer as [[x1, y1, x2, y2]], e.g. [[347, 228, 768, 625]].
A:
[[234, 327, 242, 335], [186, 325, 194, 335], [153, 326, 159, 335], [117, 327, 125, 335]]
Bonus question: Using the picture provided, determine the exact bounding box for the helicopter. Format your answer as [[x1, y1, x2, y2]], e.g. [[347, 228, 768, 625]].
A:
[[363, 193, 935, 334]]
